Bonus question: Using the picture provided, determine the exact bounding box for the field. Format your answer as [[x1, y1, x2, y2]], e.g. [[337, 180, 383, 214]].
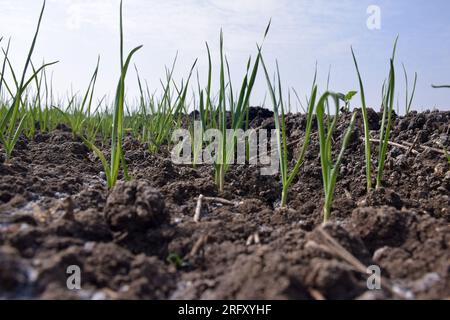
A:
[[1, 107, 449, 299], [0, 1, 449, 300]]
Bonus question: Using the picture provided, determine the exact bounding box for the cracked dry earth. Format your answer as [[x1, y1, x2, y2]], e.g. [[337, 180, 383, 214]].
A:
[[0, 107, 449, 299]]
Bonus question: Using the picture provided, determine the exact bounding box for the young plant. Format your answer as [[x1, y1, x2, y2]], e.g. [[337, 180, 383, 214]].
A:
[[0, 1, 57, 161], [260, 57, 317, 207], [351, 37, 399, 191], [25, 62, 45, 138], [342, 91, 357, 112], [402, 63, 417, 114], [210, 25, 266, 192], [82, 0, 142, 188], [351, 47, 373, 192], [376, 39, 397, 189], [84, 96, 106, 141], [316, 93, 357, 222]]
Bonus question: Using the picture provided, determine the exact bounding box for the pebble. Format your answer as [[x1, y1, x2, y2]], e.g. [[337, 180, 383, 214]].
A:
[[434, 164, 446, 177], [83, 241, 96, 252]]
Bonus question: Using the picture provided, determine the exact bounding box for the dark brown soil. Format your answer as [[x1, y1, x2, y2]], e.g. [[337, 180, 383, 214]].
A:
[[0, 108, 449, 300]]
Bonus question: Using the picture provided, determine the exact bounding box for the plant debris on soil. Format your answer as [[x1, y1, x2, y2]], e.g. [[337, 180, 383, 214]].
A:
[[0, 107, 449, 300]]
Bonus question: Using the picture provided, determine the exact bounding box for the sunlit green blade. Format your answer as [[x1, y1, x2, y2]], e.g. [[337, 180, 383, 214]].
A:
[[351, 47, 372, 191]]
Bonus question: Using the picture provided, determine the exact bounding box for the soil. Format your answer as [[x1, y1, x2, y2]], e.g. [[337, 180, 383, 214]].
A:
[[0, 107, 449, 300]]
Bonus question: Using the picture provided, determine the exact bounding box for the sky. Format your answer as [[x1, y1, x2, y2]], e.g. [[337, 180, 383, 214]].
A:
[[1, 0, 450, 113]]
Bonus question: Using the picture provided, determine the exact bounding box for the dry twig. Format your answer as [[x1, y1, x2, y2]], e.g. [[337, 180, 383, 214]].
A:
[[188, 234, 209, 258], [193, 195, 204, 223], [364, 138, 419, 155], [314, 226, 412, 299], [193, 194, 237, 222]]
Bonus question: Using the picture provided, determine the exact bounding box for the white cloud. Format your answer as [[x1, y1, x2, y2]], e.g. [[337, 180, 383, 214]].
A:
[[56, 0, 117, 31]]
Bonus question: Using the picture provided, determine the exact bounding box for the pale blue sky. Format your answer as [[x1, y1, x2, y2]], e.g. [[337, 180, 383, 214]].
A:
[[1, 0, 450, 112]]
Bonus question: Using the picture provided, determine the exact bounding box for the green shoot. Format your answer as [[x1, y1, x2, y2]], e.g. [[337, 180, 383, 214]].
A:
[[343, 91, 357, 112], [0, 0, 58, 161], [217, 30, 227, 192], [402, 63, 417, 114], [376, 38, 398, 189], [82, 0, 142, 188], [376, 60, 395, 188], [260, 56, 317, 207], [316, 93, 357, 222], [211, 24, 268, 192], [292, 87, 306, 113], [351, 47, 373, 192]]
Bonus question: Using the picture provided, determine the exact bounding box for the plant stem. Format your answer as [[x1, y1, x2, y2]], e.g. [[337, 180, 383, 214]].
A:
[[323, 199, 332, 223], [281, 187, 288, 208], [219, 165, 225, 192], [351, 48, 372, 192], [376, 59, 395, 189]]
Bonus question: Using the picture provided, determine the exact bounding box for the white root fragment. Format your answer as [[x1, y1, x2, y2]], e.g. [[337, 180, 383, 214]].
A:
[[188, 234, 209, 258], [202, 196, 236, 206], [193, 195, 237, 223], [254, 232, 260, 244], [366, 137, 448, 156], [246, 232, 261, 246], [246, 234, 254, 246], [402, 140, 447, 155], [193, 194, 204, 223], [309, 288, 326, 300], [364, 138, 420, 155]]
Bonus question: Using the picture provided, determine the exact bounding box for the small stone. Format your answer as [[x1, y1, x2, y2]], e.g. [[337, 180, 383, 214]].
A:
[[434, 163, 446, 178], [83, 241, 96, 253]]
